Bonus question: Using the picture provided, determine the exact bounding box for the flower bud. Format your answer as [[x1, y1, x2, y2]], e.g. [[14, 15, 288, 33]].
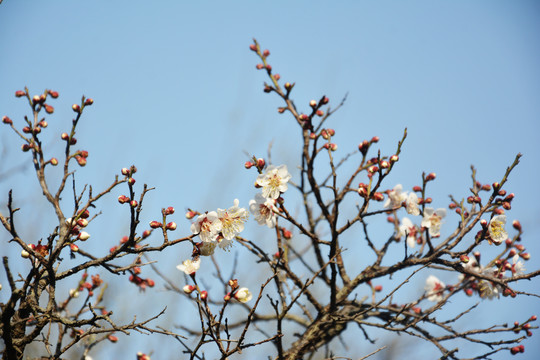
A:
[[130, 200, 138, 208], [249, 44, 257, 51], [2, 116, 12, 125], [15, 90, 26, 97], [76, 156, 86, 167], [309, 100, 317, 108], [520, 252, 530, 260], [77, 219, 88, 228], [70, 137, 77, 145], [380, 160, 389, 169], [49, 158, 58, 166], [84, 98, 93, 106], [200, 290, 208, 301], [390, 154, 399, 163], [426, 173, 436, 181], [316, 109, 324, 116], [257, 158, 265, 168], [107, 335, 118, 343], [166, 222, 177, 231], [128, 177, 136, 185], [244, 161, 253, 169], [78, 231, 90, 241], [72, 104, 80, 113], [183, 285, 195, 294], [498, 189, 507, 197], [460, 254, 469, 263], [262, 49, 270, 57], [515, 244, 525, 251], [70, 244, 79, 252], [44, 104, 54, 114], [282, 228, 292, 239], [117, 195, 129, 204], [374, 285, 382, 292], [185, 210, 197, 219], [329, 143, 338, 151], [61, 133, 69, 141], [372, 192, 384, 201], [273, 73, 280, 80], [32, 95, 40, 104], [21, 249, 30, 258], [371, 136, 380, 143], [284, 82, 293, 91], [358, 140, 369, 155], [255, 63, 264, 70], [21, 144, 32, 152], [22, 126, 31, 133], [149, 221, 162, 229], [502, 201, 511, 210], [512, 220, 521, 231]]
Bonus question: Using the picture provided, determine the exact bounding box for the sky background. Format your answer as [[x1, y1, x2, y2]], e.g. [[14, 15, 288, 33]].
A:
[[0, 1, 539, 359]]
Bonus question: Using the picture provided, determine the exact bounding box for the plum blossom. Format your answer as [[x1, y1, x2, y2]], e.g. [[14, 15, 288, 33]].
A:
[[217, 199, 249, 240], [421, 208, 447, 237], [176, 258, 201, 275], [234, 287, 253, 303], [477, 267, 501, 300], [191, 211, 222, 243], [249, 193, 279, 228], [384, 184, 407, 209], [405, 192, 420, 216], [425, 275, 445, 302], [256, 164, 291, 199], [511, 254, 526, 277], [398, 217, 418, 248], [197, 241, 216, 256], [488, 215, 508, 245]]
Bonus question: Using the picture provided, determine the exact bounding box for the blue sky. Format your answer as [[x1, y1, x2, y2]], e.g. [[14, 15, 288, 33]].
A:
[[1, 1, 539, 359]]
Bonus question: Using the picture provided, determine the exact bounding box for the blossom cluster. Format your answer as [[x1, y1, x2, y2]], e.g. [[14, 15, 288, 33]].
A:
[[249, 164, 291, 228]]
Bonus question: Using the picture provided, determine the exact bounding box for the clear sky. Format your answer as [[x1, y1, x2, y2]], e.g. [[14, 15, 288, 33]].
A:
[[1, 1, 539, 359]]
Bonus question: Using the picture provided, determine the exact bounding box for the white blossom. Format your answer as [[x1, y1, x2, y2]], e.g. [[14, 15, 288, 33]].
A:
[[398, 217, 418, 248], [488, 215, 508, 245], [176, 258, 201, 275], [249, 193, 278, 228], [256, 164, 291, 199], [405, 192, 420, 216], [217, 199, 249, 240], [425, 275, 445, 302], [191, 211, 222, 243], [384, 184, 408, 209], [234, 287, 253, 303], [421, 208, 447, 237]]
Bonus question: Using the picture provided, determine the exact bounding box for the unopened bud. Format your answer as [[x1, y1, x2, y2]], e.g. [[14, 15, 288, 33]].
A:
[[244, 161, 253, 169], [128, 177, 136, 185], [15, 90, 26, 97], [255, 63, 264, 70], [249, 44, 257, 51], [183, 285, 195, 294], [200, 290, 208, 301], [273, 73, 280, 80], [372, 192, 384, 201], [72, 104, 80, 113], [257, 158, 265, 168], [2, 116, 13, 125], [61, 133, 69, 141], [512, 220, 522, 231], [76, 156, 86, 166], [520, 253, 530, 260], [130, 200, 138, 208], [21, 249, 30, 258], [32, 95, 40, 104], [77, 218, 88, 227], [498, 189, 507, 196], [426, 173, 436, 181], [44, 104, 54, 114], [166, 222, 177, 231], [22, 126, 31, 133], [185, 210, 197, 219], [371, 136, 380, 143], [70, 244, 79, 252], [316, 109, 324, 116], [78, 231, 90, 241], [380, 160, 389, 169], [309, 100, 317, 108], [118, 195, 129, 204], [142, 230, 151, 238], [460, 254, 469, 263], [70, 137, 77, 145], [21, 144, 32, 152], [84, 98, 93, 106], [149, 221, 162, 229], [502, 201, 511, 210], [480, 219, 487, 228]]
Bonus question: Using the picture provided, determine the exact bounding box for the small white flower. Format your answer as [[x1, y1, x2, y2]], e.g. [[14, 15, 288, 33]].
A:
[[234, 287, 253, 303], [249, 193, 278, 228], [216, 235, 234, 251], [421, 208, 447, 237], [191, 211, 222, 243], [384, 184, 408, 209], [511, 254, 525, 277], [488, 215, 508, 245], [256, 164, 292, 199], [176, 258, 201, 275], [405, 192, 420, 216], [398, 217, 418, 248], [425, 275, 445, 302], [217, 199, 249, 240]]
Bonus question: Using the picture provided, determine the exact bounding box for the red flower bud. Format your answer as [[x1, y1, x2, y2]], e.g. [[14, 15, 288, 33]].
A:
[[149, 221, 162, 229], [72, 104, 80, 113], [130, 200, 138, 208], [15, 90, 26, 97], [371, 136, 380, 143], [166, 222, 177, 231], [426, 173, 436, 181], [44, 104, 54, 114], [2, 116, 13, 125], [84, 98, 93, 106], [262, 49, 270, 57], [117, 195, 129, 204], [512, 220, 522, 231], [200, 290, 208, 301], [249, 44, 257, 51]]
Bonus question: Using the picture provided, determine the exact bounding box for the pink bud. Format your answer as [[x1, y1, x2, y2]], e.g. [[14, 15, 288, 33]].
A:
[[61, 133, 69, 141], [84, 98, 93, 106], [426, 173, 436, 181], [22, 126, 31, 133], [256, 64, 264, 70], [273, 73, 280, 80], [309, 100, 317, 108], [48, 90, 59, 98], [130, 200, 138, 208], [77, 219, 88, 227], [44, 104, 54, 114], [166, 222, 177, 231], [316, 109, 324, 116], [249, 44, 257, 51], [72, 104, 80, 113], [257, 158, 265, 168], [371, 136, 380, 143], [121, 167, 130, 176], [76, 156, 87, 167], [70, 137, 77, 145], [142, 230, 151, 238], [50, 158, 58, 166], [244, 161, 253, 169], [2, 116, 13, 125], [149, 221, 162, 229], [520, 253, 530, 260], [262, 49, 270, 57], [15, 90, 26, 97], [460, 255, 469, 263], [70, 244, 79, 252], [128, 177, 136, 185], [512, 220, 522, 231], [329, 143, 338, 151], [107, 335, 118, 343], [380, 160, 389, 169], [118, 195, 129, 204], [21, 144, 32, 152], [32, 95, 40, 104], [200, 290, 208, 301]]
